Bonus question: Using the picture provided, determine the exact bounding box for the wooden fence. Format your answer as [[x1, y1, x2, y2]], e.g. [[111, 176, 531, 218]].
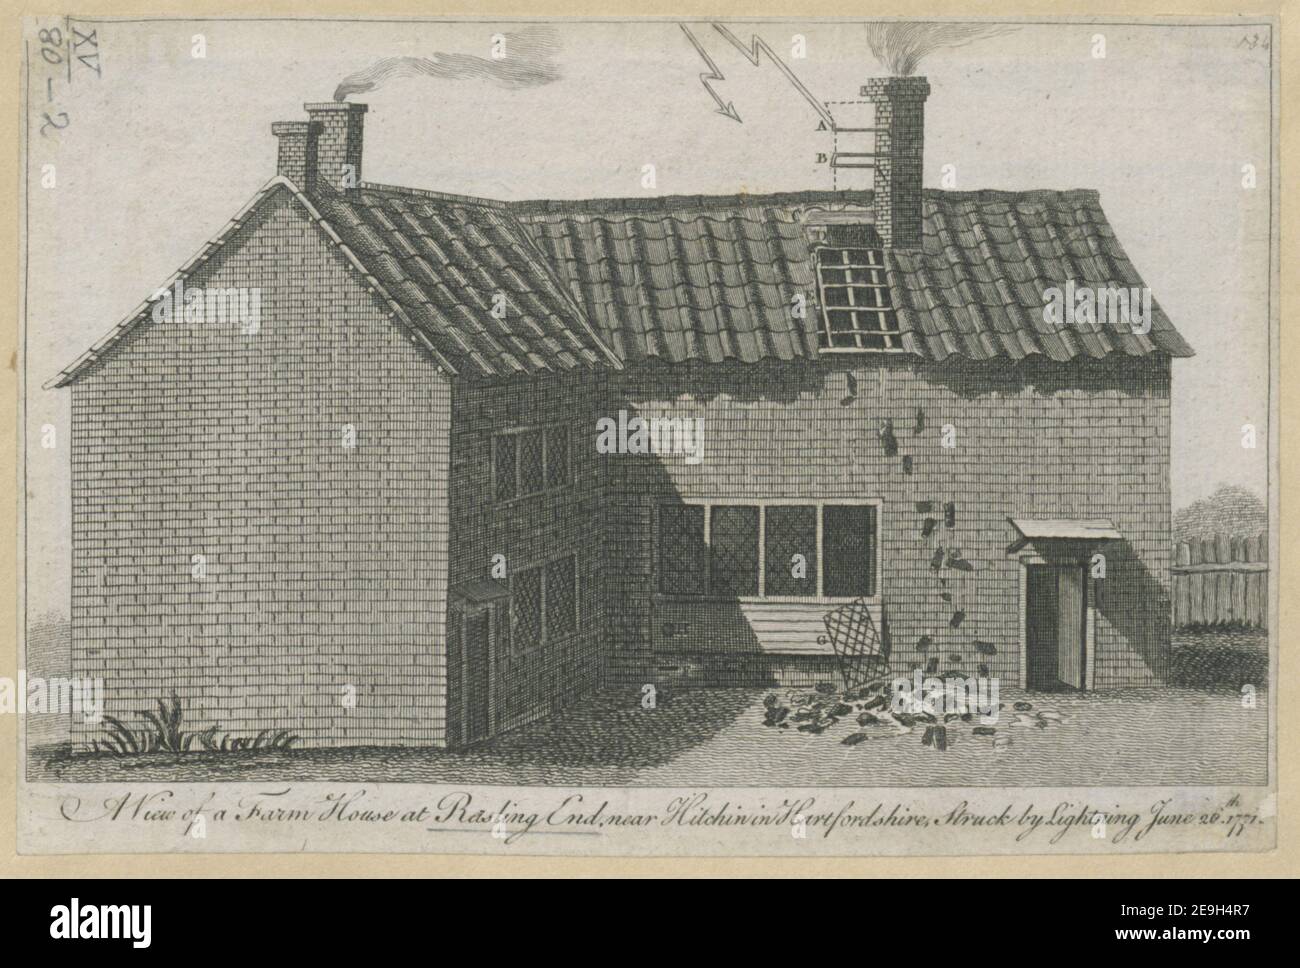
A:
[[1171, 533, 1268, 629]]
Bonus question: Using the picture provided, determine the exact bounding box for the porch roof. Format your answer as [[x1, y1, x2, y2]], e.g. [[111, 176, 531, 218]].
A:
[[1009, 518, 1123, 541], [449, 577, 509, 606], [1007, 518, 1122, 555]]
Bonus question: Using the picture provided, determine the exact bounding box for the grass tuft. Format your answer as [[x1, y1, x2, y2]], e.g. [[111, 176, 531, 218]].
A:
[[91, 695, 298, 757]]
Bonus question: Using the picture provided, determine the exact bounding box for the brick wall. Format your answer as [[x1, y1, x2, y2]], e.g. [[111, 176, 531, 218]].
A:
[[65, 176, 1174, 753], [70, 187, 452, 749], [446, 372, 610, 742], [607, 353, 1173, 689]]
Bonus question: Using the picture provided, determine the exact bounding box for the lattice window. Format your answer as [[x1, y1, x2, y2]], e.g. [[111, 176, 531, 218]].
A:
[[545, 555, 577, 639], [511, 567, 542, 651], [655, 501, 877, 600], [764, 505, 818, 596], [493, 434, 517, 501], [492, 424, 572, 501], [823, 504, 876, 597], [815, 247, 902, 350], [709, 505, 759, 597], [658, 505, 707, 595], [546, 425, 571, 488], [518, 430, 545, 495], [822, 598, 887, 690]]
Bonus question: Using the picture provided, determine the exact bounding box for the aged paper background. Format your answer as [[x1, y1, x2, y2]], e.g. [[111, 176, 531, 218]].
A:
[[1, 0, 1293, 875]]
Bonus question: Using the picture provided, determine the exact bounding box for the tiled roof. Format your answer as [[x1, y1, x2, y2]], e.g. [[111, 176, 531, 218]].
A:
[[51, 181, 1191, 389], [515, 192, 829, 364], [47, 178, 622, 388], [514, 188, 1194, 364], [317, 185, 622, 377]]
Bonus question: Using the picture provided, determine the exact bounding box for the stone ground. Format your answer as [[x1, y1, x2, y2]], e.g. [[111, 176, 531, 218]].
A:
[[30, 628, 1269, 787]]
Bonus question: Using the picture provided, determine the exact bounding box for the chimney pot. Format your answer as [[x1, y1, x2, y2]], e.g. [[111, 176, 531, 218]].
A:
[[863, 76, 930, 249]]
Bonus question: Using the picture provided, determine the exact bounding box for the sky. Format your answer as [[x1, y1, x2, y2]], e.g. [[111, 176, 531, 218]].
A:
[[21, 17, 1275, 620]]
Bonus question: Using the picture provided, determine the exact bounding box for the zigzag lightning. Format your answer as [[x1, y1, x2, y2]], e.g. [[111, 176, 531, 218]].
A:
[[711, 24, 837, 128], [678, 23, 742, 123]]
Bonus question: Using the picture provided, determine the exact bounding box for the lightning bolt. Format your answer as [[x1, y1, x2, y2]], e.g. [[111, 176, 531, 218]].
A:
[[712, 23, 837, 129], [679, 23, 742, 123]]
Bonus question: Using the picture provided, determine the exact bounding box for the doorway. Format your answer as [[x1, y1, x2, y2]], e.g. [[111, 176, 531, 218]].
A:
[[1025, 563, 1087, 690], [463, 609, 492, 743]]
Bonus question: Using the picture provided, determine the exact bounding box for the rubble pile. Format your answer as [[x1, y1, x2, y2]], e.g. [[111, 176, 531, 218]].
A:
[[760, 681, 1068, 753]]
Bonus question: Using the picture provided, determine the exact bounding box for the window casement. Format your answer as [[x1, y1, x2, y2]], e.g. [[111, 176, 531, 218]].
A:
[[814, 245, 904, 351], [656, 500, 879, 601], [492, 424, 572, 502], [510, 553, 579, 653]]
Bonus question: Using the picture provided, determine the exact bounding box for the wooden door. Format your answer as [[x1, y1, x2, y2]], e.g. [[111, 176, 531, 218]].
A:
[[464, 610, 491, 743], [1025, 563, 1087, 690], [1056, 565, 1086, 689]]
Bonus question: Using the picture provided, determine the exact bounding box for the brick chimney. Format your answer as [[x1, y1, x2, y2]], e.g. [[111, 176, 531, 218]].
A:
[[272, 102, 367, 194], [271, 120, 317, 189], [861, 77, 929, 249]]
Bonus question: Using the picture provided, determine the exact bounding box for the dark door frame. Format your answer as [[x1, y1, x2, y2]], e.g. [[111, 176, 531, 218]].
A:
[[1018, 557, 1094, 691], [456, 603, 496, 745]]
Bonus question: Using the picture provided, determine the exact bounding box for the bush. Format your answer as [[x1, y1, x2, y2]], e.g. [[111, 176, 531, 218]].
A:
[[1170, 631, 1268, 689]]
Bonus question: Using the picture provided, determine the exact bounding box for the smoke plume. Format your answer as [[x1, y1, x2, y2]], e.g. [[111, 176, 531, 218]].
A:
[[865, 21, 1017, 76], [333, 26, 562, 101]]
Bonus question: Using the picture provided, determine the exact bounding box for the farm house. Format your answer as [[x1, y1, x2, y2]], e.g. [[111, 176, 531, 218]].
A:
[[50, 80, 1193, 750]]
